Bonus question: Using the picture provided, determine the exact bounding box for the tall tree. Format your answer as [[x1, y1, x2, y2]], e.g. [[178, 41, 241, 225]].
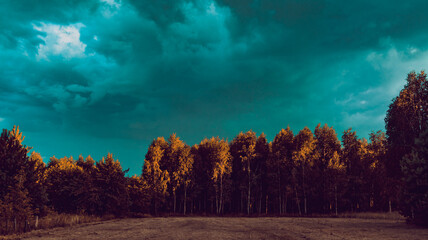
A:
[[45, 156, 86, 213], [95, 153, 129, 216], [271, 126, 294, 214], [142, 138, 170, 215], [175, 145, 193, 215], [293, 127, 316, 214], [254, 133, 269, 214], [367, 131, 389, 211], [127, 175, 149, 214], [313, 124, 341, 213], [164, 134, 193, 214], [341, 128, 368, 212], [0, 126, 47, 218], [2, 171, 33, 232], [75, 155, 99, 215], [0, 128, 29, 199], [400, 129, 428, 226], [198, 137, 231, 214], [27, 152, 48, 216], [230, 131, 257, 214], [385, 71, 427, 211]]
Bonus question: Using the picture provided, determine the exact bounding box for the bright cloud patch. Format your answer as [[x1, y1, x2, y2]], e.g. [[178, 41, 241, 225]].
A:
[[100, 0, 121, 18], [100, 0, 121, 8], [34, 22, 86, 60]]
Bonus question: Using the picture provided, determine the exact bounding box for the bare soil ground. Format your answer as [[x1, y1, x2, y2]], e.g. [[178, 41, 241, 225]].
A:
[[14, 217, 428, 240]]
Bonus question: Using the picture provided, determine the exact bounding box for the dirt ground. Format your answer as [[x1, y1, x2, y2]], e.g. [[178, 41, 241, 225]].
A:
[[15, 217, 428, 240]]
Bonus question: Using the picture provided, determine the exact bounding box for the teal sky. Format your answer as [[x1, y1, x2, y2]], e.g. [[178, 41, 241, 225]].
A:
[[1, 0, 427, 175]]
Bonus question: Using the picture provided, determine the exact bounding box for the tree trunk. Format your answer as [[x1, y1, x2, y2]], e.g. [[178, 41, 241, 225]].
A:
[[174, 192, 176, 213], [220, 175, 223, 214], [295, 186, 301, 215], [248, 161, 251, 215], [284, 193, 288, 214], [265, 195, 268, 214], [335, 185, 338, 216], [303, 164, 307, 214], [259, 187, 262, 214], [215, 189, 219, 214], [279, 172, 282, 214], [154, 198, 158, 216], [184, 185, 187, 215], [389, 199, 392, 213]]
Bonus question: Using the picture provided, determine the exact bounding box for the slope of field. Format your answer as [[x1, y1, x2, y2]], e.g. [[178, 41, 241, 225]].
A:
[[17, 217, 428, 240]]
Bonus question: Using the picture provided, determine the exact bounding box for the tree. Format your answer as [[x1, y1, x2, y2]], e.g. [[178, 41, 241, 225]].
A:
[[367, 131, 389, 211], [2, 171, 33, 232], [341, 128, 368, 212], [75, 155, 99, 215], [164, 134, 193, 214], [45, 156, 86, 213], [400, 129, 428, 226], [198, 137, 231, 214], [175, 145, 193, 215], [127, 175, 149, 214], [0, 128, 29, 199], [142, 138, 170, 215], [385, 71, 427, 177], [313, 124, 341, 213], [385, 70, 427, 213], [94, 153, 129, 216], [230, 131, 257, 214], [26, 152, 48, 216], [293, 127, 316, 214], [0, 126, 47, 219], [254, 133, 270, 214], [271, 126, 294, 214], [165, 134, 183, 213]]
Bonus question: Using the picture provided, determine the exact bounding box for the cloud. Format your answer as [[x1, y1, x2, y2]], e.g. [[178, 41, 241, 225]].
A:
[[1, 0, 428, 174], [34, 22, 87, 60]]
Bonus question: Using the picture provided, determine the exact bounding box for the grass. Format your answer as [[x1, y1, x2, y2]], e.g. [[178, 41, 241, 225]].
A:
[[0, 211, 405, 239], [36, 213, 102, 229], [0, 213, 104, 239], [338, 211, 404, 220]]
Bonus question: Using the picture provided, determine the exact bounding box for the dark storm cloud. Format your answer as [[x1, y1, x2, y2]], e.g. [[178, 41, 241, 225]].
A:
[[1, 0, 427, 174]]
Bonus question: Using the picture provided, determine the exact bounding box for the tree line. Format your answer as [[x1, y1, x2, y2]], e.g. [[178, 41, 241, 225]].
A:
[[0, 71, 426, 228]]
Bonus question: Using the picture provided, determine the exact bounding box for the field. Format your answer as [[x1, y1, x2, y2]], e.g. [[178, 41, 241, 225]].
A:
[[12, 216, 428, 240]]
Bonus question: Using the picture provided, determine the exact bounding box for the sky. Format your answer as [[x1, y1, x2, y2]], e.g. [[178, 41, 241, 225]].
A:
[[1, 0, 428, 175]]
